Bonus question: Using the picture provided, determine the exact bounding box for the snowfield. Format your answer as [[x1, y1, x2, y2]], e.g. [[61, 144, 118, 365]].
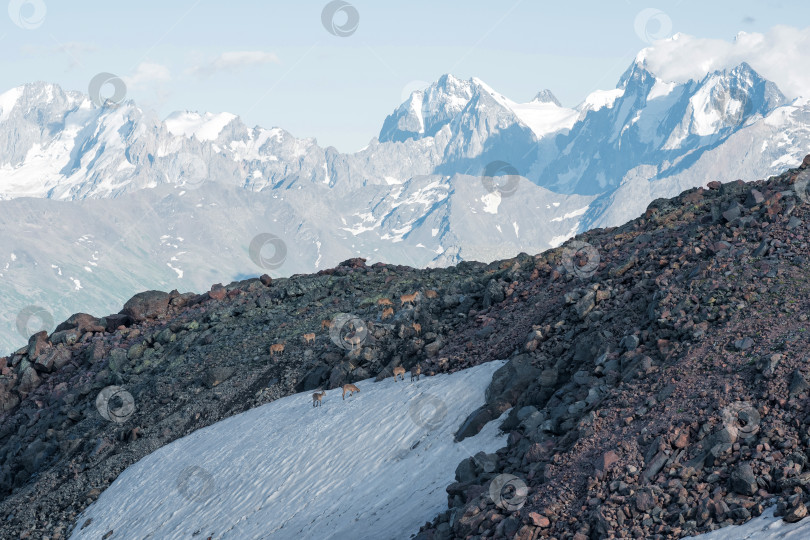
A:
[[70, 361, 509, 540], [690, 506, 810, 539]]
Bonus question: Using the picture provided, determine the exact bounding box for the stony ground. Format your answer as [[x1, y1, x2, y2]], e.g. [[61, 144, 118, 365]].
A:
[[2, 155, 810, 539]]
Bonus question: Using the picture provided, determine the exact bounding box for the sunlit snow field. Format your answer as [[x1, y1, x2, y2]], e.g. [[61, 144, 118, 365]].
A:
[[70, 361, 509, 540], [689, 506, 810, 539]]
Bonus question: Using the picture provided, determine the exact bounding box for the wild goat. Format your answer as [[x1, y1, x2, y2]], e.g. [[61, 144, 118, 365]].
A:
[[392, 366, 406, 381], [424, 290, 438, 299], [412, 322, 421, 335], [377, 298, 393, 306], [321, 319, 332, 330], [382, 307, 394, 320], [400, 292, 419, 306], [344, 334, 364, 349], [342, 383, 360, 400], [411, 364, 421, 382], [270, 343, 285, 355], [303, 333, 316, 344], [312, 389, 326, 407]]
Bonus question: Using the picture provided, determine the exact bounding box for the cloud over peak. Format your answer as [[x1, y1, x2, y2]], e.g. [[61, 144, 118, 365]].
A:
[[189, 51, 280, 78], [638, 26, 810, 99]]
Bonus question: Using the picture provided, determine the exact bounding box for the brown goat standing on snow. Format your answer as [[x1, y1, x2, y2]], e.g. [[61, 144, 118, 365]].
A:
[[342, 383, 360, 400]]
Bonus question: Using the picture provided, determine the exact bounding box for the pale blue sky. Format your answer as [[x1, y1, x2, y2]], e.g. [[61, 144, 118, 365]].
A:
[[0, 0, 806, 151]]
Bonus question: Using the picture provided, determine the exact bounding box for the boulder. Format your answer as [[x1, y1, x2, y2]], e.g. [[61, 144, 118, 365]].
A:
[[17, 365, 41, 396], [27, 331, 50, 359], [730, 462, 757, 496], [120, 290, 170, 321], [54, 313, 102, 333], [33, 347, 71, 373], [100, 313, 133, 332], [296, 363, 331, 392], [788, 370, 809, 397], [208, 284, 226, 301]]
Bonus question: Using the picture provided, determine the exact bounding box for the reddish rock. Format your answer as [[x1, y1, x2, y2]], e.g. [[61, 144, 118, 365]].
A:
[[594, 450, 620, 477], [120, 290, 170, 321], [784, 503, 807, 523], [33, 347, 71, 373], [54, 313, 101, 333], [528, 512, 550, 527], [673, 430, 690, 449], [208, 284, 226, 301], [515, 525, 537, 540], [707, 180, 721, 190]]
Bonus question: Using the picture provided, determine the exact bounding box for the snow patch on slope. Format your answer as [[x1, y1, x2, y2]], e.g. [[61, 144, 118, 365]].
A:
[[70, 361, 509, 540], [579, 88, 625, 113], [165, 111, 237, 141], [0, 87, 22, 123], [471, 77, 578, 138], [688, 506, 810, 539]]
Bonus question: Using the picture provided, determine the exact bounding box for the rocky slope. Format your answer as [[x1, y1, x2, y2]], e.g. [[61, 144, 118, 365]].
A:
[[1, 155, 810, 538]]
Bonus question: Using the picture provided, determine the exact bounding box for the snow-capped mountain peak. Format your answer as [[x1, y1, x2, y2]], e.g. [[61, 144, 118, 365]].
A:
[[165, 111, 239, 141], [378, 74, 475, 143]]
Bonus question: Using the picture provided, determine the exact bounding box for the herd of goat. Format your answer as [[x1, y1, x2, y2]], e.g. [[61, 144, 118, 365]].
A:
[[266, 290, 437, 407]]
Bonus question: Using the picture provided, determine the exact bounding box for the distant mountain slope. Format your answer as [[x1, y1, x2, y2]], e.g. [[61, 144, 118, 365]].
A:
[[1, 40, 809, 354]]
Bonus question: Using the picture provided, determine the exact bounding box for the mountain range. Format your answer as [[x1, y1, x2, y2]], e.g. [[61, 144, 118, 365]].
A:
[[1, 40, 810, 354]]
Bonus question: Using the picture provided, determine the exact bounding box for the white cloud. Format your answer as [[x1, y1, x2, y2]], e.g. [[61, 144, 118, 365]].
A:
[[20, 41, 97, 70], [123, 62, 172, 89], [638, 26, 810, 99], [189, 51, 280, 78]]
